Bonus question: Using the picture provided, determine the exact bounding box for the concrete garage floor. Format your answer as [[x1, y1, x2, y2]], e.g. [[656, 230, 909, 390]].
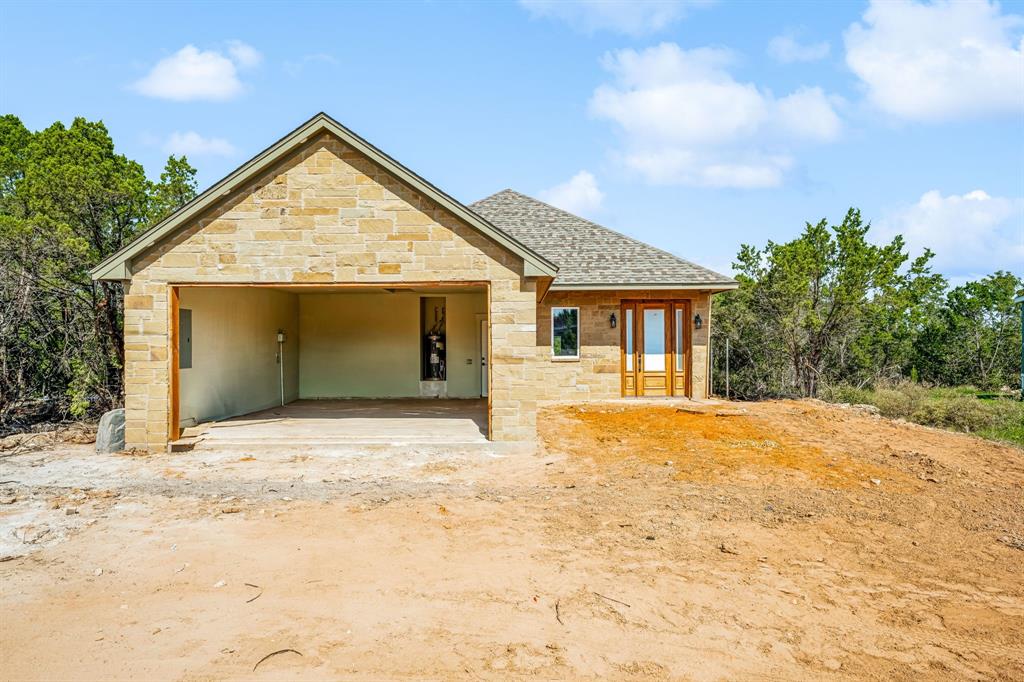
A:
[[191, 399, 489, 448]]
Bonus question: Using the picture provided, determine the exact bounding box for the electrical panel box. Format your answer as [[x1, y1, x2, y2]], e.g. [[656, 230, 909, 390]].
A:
[[420, 296, 446, 381], [179, 308, 192, 369]]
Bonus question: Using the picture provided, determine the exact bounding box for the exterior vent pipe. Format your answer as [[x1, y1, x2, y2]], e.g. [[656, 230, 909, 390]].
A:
[[277, 330, 287, 406]]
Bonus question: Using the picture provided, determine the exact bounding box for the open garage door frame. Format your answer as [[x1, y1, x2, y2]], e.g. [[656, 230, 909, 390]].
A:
[[167, 282, 492, 442]]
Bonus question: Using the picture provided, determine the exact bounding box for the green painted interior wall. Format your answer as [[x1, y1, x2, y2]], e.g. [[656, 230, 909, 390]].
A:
[[178, 287, 299, 425], [298, 292, 419, 398], [298, 291, 486, 399]]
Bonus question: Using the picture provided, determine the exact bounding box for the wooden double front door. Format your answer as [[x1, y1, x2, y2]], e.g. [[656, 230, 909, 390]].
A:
[[620, 300, 691, 397]]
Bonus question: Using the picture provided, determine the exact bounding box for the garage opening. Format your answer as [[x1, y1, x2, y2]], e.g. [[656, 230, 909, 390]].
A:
[[170, 284, 489, 443]]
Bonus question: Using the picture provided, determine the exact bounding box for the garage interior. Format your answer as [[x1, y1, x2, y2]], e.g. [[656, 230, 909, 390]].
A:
[[172, 285, 489, 443]]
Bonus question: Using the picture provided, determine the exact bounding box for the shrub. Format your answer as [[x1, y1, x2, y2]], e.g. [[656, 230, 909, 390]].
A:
[[821, 381, 1024, 446], [870, 386, 923, 420], [821, 383, 922, 420], [911, 394, 994, 433]]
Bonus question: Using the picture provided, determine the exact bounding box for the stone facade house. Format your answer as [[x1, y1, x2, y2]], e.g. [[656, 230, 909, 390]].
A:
[[92, 113, 737, 451]]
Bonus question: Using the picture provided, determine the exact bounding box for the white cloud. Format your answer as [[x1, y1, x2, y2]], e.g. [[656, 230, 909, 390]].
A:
[[875, 189, 1024, 275], [767, 33, 830, 63], [589, 43, 841, 188], [540, 171, 605, 215], [226, 40, 262, 68], [845, 0, 1024, 121], [623, 148, 794, 189], [519, 0, 710, 36], [132, 41, 262, 101], [163, 131, 236, 157], [283, 53, 339, 77], [592, 47, 764, 146], [774, 87, 842, 140]]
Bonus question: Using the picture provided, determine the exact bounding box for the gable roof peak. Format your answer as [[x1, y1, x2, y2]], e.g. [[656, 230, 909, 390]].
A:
[[91, 115, 557, 280]]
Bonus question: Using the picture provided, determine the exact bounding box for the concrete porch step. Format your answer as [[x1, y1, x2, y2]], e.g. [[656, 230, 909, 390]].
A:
[[169, 436, 201, 453]]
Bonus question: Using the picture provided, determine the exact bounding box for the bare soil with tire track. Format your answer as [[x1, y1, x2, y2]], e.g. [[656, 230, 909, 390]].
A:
[[1, 400, 1021, 680]]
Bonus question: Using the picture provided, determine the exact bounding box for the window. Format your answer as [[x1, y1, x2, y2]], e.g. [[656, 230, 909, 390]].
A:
[[675, 308, 684, 371], [642, 307, 666, 371], [551, 307, 579, 358], [624, 307, 633, 370]]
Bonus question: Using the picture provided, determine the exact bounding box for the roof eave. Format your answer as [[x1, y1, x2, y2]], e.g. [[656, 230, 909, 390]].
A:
[[91, 113, 557, 281], [93, 260, 131, 281], [549, 282, 739, 292]]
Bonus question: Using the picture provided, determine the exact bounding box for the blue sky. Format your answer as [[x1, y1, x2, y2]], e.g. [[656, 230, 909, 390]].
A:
[[1, 0, 1022, 283]]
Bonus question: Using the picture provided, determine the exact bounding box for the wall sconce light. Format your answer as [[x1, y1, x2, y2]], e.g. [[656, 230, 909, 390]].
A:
[[694, 313, 702, 329], [609, 312, 617, 329]]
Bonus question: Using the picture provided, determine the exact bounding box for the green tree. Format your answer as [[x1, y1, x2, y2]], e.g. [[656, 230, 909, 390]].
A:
[[914, 272, 1023, 389], [0, 116, 197, 424], [0, 115, 31, 213], [846, 249, 946, 384], [714, 209, 939, 398], [150, 155, 198, 224]]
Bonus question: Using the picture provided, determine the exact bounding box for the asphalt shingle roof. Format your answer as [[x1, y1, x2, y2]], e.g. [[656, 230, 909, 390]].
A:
[[470, 189, 736, 288]]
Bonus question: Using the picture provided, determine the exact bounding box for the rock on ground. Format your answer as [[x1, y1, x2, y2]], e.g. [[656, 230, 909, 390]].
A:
[[95, 408, 125, 454]]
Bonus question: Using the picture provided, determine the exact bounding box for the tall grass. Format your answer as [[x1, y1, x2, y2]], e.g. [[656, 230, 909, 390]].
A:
[[821, 383, 1024, 447]]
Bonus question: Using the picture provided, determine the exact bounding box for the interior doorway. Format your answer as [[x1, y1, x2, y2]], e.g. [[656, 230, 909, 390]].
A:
[[477, 315, 489, 397], [620, 300, 691, 397]]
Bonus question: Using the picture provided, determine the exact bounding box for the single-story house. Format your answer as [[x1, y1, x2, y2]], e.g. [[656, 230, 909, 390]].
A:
[[92, 113, 737, 451]]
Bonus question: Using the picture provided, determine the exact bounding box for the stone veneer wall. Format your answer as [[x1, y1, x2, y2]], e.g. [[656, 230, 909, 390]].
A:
[[534, 290, 712, 402], [122, 133, 539, 451]]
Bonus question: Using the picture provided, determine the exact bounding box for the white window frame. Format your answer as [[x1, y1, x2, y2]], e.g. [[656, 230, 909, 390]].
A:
[[551, 306, 580, 360]]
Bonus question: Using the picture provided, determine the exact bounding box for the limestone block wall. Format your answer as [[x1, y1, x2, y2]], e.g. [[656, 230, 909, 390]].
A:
[[534, 289, 713, 402], [122, 133, 539, 451]]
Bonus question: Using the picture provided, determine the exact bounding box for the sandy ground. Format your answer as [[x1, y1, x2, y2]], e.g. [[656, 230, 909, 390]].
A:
[[1, 400, 1022, 681]]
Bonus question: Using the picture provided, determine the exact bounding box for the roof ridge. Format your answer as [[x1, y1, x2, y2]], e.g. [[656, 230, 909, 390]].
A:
[[468, 187, 519, 207], [474, 188, 734, 282]]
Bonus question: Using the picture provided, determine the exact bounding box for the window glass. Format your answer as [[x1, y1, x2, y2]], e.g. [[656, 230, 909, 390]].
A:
[[675, 308, 684, 371], [625, 308, 633, 370], [552, 307, 579, 358], [643, 308, 665, 371]]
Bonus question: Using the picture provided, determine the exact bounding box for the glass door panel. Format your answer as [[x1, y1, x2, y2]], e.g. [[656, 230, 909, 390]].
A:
[[625, 308, 634, 370], [621, 304, 637, 396], [675, 308, 684, 372], [673, 303, 688, 395], [643, 308, 666, 371]]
